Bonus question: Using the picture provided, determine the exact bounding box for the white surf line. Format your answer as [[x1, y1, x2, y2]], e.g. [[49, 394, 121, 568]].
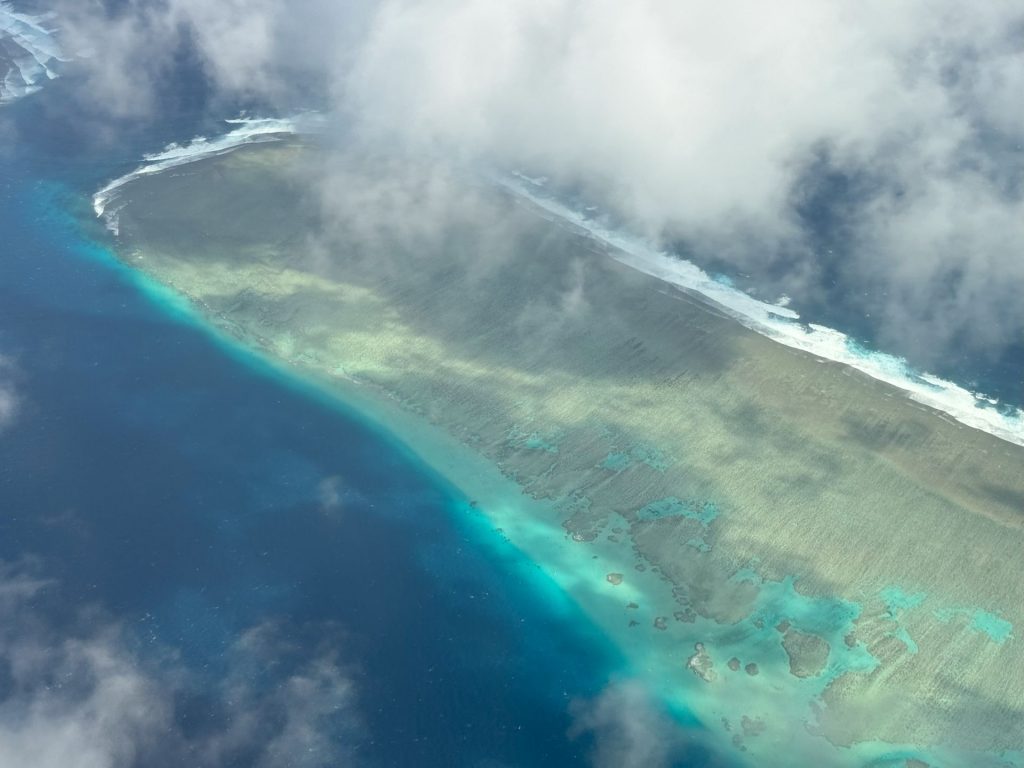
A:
[[92, 123, 1024, 449], [93, 115, 318, 234], [0, 2, 63, 104], [499, 173, 1024, 450]]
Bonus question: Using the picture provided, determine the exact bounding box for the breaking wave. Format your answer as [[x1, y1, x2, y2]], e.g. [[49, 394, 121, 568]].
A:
[[93, 115, 321, 234], [500, 173, 1024, 449]]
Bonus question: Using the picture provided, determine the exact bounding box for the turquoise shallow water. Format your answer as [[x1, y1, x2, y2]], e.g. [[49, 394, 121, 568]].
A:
[[0, 85, 730, 766]]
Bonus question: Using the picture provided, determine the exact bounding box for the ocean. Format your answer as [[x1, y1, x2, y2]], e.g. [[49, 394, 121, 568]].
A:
[[0, 73, 649, 768]]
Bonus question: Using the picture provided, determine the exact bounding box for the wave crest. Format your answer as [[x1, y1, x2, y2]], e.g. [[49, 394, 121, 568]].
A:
[[93, 115, 320, 234], [500, 174, 1024, 449]]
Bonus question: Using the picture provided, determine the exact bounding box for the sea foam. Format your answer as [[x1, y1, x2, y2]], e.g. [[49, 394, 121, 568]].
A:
[[499, 173, 1024, 449], [0, 2, 62, 105], [93, 115, 319, 234]]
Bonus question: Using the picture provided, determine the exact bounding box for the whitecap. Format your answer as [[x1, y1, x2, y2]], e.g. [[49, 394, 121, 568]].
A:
[[497, 175, 1024, 449], [93, 114, 322, 228]]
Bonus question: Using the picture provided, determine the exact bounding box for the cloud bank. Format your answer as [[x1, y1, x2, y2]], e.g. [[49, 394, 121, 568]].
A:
[[344, 0, 1024, 366], [54, 0, 370, 116], [56, 0, 1024, 369]]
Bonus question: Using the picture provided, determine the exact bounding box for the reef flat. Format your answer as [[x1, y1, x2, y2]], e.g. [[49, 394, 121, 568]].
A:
[[104, 141, 1024, 767]]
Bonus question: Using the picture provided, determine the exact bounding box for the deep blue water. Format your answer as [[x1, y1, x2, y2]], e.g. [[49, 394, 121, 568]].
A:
[[0, 80, 639, 767]]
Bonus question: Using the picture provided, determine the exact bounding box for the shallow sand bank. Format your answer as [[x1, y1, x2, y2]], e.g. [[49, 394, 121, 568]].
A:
[[104, 141, 1024, 767]]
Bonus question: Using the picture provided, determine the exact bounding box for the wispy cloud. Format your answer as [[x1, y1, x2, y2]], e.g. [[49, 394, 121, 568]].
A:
[[0, 560, 360, 768], [569, 680, 682, 768], [0, 355, 19, 431], [53, 0, 369, 117], [568, 679, 736, 768]]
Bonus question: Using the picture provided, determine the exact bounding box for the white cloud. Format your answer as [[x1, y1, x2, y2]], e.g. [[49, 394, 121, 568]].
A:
[[55, 0, 1024, 363], [0, 561, 360, 768], [55, 0, 370, 117], [318, 475, 344, 512], [0, 355, 19, 431], [568, 679, 735, 768], [342, 0, 1024, 363], [569, 680, 679, 768]]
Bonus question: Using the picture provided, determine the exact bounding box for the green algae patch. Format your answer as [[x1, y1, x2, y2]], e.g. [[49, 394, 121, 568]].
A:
[[881, 587, 927, 616], [934, 607, 1014, 644], [685, 536, 712, 553], [635, 496, 719, 526], [879, 587, 927, 654], [601, 451, 632, 471], [781, 628, 831, 678], [970, 611, 1014, 643], [742, 573, 878, 684], [508, 425, 560, 453], [601, 443, 670, 472]]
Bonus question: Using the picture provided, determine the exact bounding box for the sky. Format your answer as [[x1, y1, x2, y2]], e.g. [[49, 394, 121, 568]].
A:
[[51, 0, 1024, 371]]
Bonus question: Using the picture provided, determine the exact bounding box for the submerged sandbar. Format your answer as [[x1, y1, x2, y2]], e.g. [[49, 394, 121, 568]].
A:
[[103, 140, 1024, 767]]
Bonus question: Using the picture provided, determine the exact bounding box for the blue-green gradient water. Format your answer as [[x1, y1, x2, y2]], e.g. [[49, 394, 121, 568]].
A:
[[0, 77, 702, 766]]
